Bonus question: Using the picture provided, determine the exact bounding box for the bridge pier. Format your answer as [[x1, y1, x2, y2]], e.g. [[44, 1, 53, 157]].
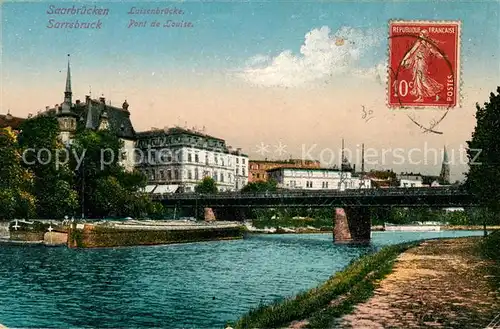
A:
[[334, 207, 371, 243]]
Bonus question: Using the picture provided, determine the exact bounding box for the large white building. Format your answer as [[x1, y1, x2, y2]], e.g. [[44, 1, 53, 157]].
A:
[[136, 127, 248, 193], [267, 167, 371, 190]]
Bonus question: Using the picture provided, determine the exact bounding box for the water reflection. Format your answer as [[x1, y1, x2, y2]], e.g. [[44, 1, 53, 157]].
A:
[[0, 231, 484, 328]]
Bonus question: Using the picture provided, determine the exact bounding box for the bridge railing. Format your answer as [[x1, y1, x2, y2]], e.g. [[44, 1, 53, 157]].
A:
[[150, 186, 466, 201]]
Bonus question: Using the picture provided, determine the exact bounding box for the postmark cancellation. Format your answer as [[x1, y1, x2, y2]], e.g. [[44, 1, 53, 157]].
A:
[[388, 20, 461, 109]]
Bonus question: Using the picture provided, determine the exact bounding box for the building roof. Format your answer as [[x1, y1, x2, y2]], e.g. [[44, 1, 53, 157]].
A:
[[0, 113, 26, 130], [41, 98, 136, 140], [136, 126, 248, 157], [249, 159, 320, 164], [136, 126, 224, 142], [267, 166, 341, 173], [77, 99, 135, 139]]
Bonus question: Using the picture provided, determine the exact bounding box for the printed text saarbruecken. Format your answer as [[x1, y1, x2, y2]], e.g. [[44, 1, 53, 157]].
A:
[[46, 5, 109, 29]]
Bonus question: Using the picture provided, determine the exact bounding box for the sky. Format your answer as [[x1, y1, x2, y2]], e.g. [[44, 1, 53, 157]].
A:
[[1, 0, 500, 181]]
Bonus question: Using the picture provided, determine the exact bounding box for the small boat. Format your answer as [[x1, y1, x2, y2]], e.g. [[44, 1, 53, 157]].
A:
[[384, 222, 441, 232]]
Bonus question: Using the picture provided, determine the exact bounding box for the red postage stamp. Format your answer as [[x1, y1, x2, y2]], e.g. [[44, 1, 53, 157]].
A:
[[388, 20, 461, 109]]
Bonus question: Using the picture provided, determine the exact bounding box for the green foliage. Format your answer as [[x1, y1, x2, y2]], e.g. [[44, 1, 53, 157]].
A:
[[195, 177, 218, 194], [252, 207, 332, 229], [466, 87, 500, 220], [1, 115, 162, 220], [70, 130, 156, 218], [480, 230, 500, 261], [241, 179, 278, 193], [0, 127, 37, 219], [17, 116, 78, 218]]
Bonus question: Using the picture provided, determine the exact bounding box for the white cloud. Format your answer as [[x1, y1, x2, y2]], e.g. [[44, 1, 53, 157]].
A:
[[235, 26, 384, 88]]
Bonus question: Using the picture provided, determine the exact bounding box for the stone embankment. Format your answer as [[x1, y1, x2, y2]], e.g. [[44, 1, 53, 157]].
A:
[[337, 238, 500, 329], [1, 219, 246, 248], [67, 220, 246, 248]]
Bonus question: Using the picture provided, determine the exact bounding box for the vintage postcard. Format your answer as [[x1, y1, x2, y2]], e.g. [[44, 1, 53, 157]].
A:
[[1, 1, 499, 328]]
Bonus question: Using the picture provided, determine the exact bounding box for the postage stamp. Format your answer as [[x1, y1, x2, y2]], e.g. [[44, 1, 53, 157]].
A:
[[388, 20, 461, 109]]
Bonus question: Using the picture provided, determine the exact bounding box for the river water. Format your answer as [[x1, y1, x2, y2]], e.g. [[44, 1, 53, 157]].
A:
[[0, 231, 484, 328]]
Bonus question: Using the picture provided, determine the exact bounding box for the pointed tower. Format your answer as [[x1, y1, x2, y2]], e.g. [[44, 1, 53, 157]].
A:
[[57, 54, 78, 144], [439, 145, 450, 185]]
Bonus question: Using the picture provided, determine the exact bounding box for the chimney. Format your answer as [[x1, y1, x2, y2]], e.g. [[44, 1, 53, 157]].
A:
[[99, 96, 105, 104], [85, 95, 90, 102], [45, 106, 49, 110], [76, 99, 81, 105]]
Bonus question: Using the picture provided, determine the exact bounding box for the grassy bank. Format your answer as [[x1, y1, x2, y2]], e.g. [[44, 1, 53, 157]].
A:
[[480, 230, 500, 261], [479, 230, 500, 293], [230, 241, 419, 329]]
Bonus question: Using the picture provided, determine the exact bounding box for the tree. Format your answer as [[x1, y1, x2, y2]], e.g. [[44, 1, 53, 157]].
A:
[[70, 129, 153, 219], [18, 116, 78, 218], [241, 179, 278, 193], [465, 87, 500, 229], [0, 127, 36, 219], [195, 177, 217, 194]]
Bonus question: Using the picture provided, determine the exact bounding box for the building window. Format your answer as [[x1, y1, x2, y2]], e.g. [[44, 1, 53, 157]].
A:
[[215, 155, 218, 164], [195, 153, 199, 163], [167, 170, 172, 180], [256, 173, 260, 179], [213, 171, 218, 182], [236, 167, 239, 175], [325, 181, 329, 188], [228, 173, 232, 182], [206, 154, 209, 165], [150, 170, 155, 181], [236, 158, 239, 164], [160, 170, 165, 180], [195, 168, 199, 180], [242, 168, 245, 176], [188, 153, 192, 162], [188, 170, 192, 180], [220, 172, 224, 182], [221, 158, 225, 166], [121, 151, 127, 161], [174, 170, 179, 180], [243, 158, 246, 164]]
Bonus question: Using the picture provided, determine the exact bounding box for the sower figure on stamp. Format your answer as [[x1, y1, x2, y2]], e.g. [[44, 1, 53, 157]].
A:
[[401, 29, 445, 102]]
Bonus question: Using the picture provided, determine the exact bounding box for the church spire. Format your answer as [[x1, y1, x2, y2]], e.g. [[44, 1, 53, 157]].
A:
[[65, 54, 72, 94], [439, 145, 450, 185], [62, 54, 73, 114], [442, 145, 449, 163], [63, 54, 72, 108]]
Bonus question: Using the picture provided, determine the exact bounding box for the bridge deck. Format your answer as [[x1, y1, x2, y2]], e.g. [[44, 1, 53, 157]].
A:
[[151, 187, 476, 208]]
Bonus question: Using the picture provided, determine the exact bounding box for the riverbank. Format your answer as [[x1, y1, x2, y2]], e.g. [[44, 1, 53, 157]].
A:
[[232, 235, 500, 329], [68, 220, 246, 248], [244, 224, 500, 235], [1, 220, 246, 248]]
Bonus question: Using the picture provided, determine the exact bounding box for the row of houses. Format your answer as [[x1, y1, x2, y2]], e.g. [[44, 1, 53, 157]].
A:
[[1, 57, 450, 194]]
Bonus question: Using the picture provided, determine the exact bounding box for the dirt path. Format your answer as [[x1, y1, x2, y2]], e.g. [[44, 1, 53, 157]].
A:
[[338, 238, 500, 328]]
